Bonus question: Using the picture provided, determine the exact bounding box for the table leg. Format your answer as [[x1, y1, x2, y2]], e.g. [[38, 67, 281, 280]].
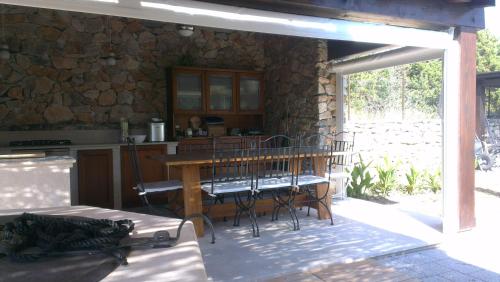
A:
[[314, 157, 332, 220], [181, 164, 204, 237]]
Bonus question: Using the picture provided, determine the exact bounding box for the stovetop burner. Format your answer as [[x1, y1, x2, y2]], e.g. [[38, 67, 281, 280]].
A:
[[9, 140, 72, 147]]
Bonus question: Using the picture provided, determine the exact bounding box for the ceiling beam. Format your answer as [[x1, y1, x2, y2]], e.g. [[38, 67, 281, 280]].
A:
[[198, 0, 490, 30], [0, 0, 454, 48]]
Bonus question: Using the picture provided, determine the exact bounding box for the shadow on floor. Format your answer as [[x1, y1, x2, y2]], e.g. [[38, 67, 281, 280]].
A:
[[199, 198, 443, 281]]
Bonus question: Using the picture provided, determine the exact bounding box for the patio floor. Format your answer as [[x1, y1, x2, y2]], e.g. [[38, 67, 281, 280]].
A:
[[199, 198, 443, 281]]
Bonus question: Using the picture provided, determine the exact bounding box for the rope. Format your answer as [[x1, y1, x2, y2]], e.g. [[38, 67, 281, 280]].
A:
[[0, 213, 134, 264]]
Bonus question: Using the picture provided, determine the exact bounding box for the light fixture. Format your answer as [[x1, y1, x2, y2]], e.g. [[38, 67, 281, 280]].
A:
[[100, 16, 119, 66], [0, 5, 9, 60], [177, 24, 194, 37], [0, 43, 9, 60]]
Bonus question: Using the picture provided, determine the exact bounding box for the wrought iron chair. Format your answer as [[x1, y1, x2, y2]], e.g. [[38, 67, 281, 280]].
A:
[[297, 131, 355, 225], [202, 140, 261, 237], [126, 137, 215, 243], [255, 135, 301, 231]]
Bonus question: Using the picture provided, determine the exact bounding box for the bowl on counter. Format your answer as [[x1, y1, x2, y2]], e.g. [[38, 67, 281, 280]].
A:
[[128, 135, 147, 143]]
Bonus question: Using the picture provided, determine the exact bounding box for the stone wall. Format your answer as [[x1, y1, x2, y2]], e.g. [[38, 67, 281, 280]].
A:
[[345, 119, 442, 171], [487, 119, 500, 141], [0, 5, 269, 130], [263, 37, 335, 136], [0, 4, 332, 134]]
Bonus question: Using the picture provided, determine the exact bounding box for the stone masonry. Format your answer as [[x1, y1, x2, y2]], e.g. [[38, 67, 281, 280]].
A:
[[0, 4, 334, 134]]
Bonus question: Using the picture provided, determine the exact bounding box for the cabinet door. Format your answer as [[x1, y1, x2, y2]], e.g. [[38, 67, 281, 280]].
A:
[[207, 72, 235, 113], [121, 145, 169, 208], [78, 149, 114, 209], [174, 71, 204, 112], [238, 74, 263, 112]]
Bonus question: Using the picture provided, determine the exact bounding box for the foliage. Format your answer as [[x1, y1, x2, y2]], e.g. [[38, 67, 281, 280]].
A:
[[347, 29, 500, 119], [372, 156, 398, 197], [477, 29, 500, 73], [346, 155, 375, 198], [423, 169, 442, 194], [401, 165, 421, 195], [406, 60, 443, 115]]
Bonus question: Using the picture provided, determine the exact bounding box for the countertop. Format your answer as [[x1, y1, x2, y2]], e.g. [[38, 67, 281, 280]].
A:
[[0, 141, 178, 153], [0, 155, 76, 167], [0, 206, 208, 282]]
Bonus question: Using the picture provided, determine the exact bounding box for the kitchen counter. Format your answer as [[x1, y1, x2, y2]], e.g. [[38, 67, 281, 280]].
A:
[[0, 206, 208, 282], [0, 141, 178, 153], [0, 156, 75, 209]]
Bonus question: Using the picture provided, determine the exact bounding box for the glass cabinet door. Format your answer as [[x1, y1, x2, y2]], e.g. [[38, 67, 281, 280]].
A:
[[208, 74, 233, 112], [239, 76, 261, 111], [176, 73, 203, 111]]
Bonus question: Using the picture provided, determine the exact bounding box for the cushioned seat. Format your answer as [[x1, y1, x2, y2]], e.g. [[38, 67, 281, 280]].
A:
[[201, 180, 253, 195], [258, 176, 294, 190], [138, 180, 183, 195]]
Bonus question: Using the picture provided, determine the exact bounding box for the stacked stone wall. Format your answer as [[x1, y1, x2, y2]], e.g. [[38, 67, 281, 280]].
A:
[[345, 119, 442, 172], [0, 4, 333, 133], [0, 5, 270, 129], [263, 38, 335, 136]]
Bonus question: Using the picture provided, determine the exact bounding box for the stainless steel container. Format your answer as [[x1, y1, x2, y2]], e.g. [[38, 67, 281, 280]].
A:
[[149, 122, 165, 142]]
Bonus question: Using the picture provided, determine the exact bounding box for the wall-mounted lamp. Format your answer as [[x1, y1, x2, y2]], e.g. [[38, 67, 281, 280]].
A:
[[0, 43, 9, 60], [177, 24, 194, 37]]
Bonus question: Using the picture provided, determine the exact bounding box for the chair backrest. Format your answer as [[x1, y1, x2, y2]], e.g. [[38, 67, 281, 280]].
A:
[[257, 135, 298, 182], [332, 131, 355, 166], [299, 133, 336, 177], [208, 139, 259, 195], [126, 137, 145, 195]]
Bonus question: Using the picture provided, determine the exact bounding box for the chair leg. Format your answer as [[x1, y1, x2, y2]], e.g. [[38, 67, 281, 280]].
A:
[[179, 213, 216, 244], [319, 200, 334, 225]]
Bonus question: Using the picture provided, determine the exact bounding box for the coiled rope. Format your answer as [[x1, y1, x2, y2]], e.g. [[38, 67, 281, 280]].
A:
[[0, 213, 134, 264]]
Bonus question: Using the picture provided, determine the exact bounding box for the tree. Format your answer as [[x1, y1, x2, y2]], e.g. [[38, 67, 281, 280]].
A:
[[477, 29, 500, 73]]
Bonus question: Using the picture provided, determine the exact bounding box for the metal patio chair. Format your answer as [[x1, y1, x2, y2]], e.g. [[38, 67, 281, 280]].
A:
[[202, 140, 261, 237], [127, 137, 215, 243], [297, 131, 355, 225], [256, 135, 301, 231]]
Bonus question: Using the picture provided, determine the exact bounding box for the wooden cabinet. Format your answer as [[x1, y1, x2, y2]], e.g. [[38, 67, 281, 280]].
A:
[[78, 149, 114, 209], [121, 144, 174, 208], [167, 67, 264, 139]]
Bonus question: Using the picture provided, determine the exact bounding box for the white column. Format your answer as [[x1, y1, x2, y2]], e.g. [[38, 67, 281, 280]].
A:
[[334, 73, 347, 199], [442, 42, 460, 234]]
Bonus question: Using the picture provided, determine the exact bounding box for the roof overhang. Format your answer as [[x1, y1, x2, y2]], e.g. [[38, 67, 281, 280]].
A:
[[0, 0, 454, 49], [329, 47, 444, 74]]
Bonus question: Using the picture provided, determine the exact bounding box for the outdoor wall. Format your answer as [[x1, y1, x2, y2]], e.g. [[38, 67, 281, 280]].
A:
[[488, 119, 500, 139], [0, 4, 333, 134], [263, 38, 336, 136], [0, 5, 268, 130], [345, 119, 442, 171]]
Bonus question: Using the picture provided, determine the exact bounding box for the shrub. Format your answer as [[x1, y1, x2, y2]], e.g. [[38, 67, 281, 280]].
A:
[[401, 165, 421, 195], [346, 155, 375, 199], [372, 156, 398, 197], [424, 168, 442, 193]]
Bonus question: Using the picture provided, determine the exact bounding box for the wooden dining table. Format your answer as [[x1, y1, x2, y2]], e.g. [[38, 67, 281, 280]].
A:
[[154, 150, 351, 237]]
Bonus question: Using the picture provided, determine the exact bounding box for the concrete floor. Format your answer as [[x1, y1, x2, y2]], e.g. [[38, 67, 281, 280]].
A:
[[199, 198, 443, 281], [266, 188, 500, 282]]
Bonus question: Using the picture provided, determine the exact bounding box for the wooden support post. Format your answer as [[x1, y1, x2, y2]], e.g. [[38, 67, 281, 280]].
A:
[[182, 165, 204, 237], [456, 28, 477, 231]]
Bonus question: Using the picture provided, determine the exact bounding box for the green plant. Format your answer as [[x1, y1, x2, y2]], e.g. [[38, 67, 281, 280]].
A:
[[346, 155, 375, 199], [372, 156, 398, 197], [424, 169, 442, 193], [402, 165, 420, 195]]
